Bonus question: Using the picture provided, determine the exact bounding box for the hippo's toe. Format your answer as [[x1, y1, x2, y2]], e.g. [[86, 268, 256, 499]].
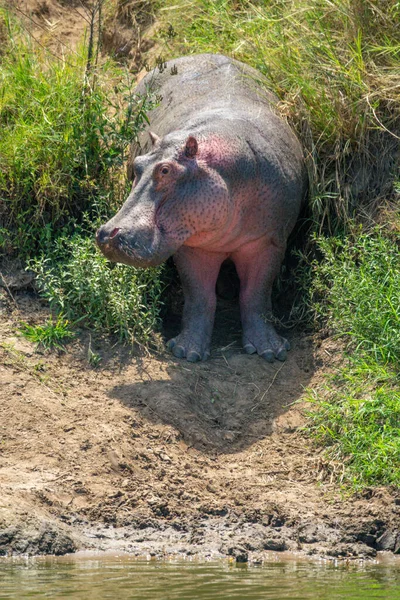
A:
[[187, 350, 202, 363], [242, 322, 291, 363], [171, 345, 185, 359], [243, 343, 257, 355], [167, 333, 211, 362], [260, 349, 275, 362]]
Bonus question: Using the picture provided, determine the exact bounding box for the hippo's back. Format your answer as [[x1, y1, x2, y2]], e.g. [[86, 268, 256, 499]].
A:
[[132, 54, 307, 213], [135, 54, 278, 147]]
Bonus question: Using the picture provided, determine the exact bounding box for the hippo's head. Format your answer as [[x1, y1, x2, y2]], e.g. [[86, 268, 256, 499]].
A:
[[96, 132, 230, 267]]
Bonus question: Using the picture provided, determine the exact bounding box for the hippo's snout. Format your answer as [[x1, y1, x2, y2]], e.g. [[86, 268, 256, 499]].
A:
[[96, 223, 171, 268], [96, 224, 133, 264], [96, 226, 120, 246]]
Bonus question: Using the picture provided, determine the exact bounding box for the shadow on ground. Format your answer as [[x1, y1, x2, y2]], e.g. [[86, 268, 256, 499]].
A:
[[109, 297, 315, 454]]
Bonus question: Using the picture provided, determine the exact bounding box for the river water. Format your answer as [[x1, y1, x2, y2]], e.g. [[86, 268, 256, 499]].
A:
[[1, 554, 400, 599]]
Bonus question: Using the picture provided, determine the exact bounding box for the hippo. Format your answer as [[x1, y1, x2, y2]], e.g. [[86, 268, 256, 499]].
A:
[[96, 54, 307, 363]]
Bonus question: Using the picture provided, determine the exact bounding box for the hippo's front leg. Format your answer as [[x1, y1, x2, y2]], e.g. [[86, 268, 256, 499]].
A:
[[168, 246, 228, 362], [232, 237, 290, 362]]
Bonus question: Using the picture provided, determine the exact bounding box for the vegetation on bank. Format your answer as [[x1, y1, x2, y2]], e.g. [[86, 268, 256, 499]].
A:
[[1, 1, 400, 487], [304, 231, 400, 488], [0, 8, 164, 344], [30, 230, 164, 344], [158, 0, 400, 488]]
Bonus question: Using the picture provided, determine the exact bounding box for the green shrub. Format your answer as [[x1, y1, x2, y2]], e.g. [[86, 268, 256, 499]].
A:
[[30, 232, 164, 344], [0, 10, 152, 258]]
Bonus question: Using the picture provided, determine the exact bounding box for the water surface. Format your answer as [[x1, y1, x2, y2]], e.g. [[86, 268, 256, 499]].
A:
[[2, 554, 400, 599]]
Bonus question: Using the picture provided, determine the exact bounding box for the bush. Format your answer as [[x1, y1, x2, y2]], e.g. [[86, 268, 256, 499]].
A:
[[0, 9, 152, 258], [304, 228, 400, 488], [30, 232, 164, 344]]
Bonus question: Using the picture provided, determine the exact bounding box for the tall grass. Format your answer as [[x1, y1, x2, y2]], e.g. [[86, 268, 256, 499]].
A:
[[159, 0, 400, 232], [306, 362, 400, 488], [0, 9, 151, 258], [0, 9, 164, 345], [303, 228, 400, 488], [308, 229, 400, 364]]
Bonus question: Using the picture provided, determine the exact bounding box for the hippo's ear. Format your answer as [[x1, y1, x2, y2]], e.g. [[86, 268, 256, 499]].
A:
[[184, 136, 198, 159], [149, 131, 161, 146]]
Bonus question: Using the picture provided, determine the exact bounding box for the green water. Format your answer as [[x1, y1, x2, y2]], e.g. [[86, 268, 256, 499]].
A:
[[1, 555, 400, 599]]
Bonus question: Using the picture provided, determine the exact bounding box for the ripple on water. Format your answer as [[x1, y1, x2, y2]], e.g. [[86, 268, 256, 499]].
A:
[[1, 556, 400, 599]]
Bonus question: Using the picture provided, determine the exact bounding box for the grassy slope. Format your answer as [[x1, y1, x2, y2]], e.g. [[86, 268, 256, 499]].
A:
[[156, 0, 400, 488], [157, 0, 400, 231], [304, 230, 400, 488], [0, 9, 164, 345]]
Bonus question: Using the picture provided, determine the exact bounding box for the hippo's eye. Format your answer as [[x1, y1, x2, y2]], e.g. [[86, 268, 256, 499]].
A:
[[161, 166, 170, 175]]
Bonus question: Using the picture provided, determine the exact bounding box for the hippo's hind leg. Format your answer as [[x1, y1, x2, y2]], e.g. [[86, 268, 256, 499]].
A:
[[168, 246, 228, 362], [232, 236, 289, 362]]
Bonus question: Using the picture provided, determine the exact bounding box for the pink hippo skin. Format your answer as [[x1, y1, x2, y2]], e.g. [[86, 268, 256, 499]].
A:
[[96, 54, 308, 362]]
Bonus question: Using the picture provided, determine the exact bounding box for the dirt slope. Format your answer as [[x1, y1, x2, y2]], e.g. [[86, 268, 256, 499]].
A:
[[8, 0, 155, 67], [1, 283, 400, 561]]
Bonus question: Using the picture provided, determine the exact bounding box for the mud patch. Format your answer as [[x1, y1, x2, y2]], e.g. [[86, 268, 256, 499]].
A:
[[1, 287, 400, 559]]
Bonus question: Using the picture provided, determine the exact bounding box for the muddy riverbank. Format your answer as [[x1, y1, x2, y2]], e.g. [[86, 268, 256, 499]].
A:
[[1, 0, 400, 563], [1, 284, 400, 561]]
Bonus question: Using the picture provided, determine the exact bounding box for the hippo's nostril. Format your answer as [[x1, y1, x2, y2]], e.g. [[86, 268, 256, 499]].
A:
[[96, 226, 120, 246], [96, 227, 107, 245], [109, 227, 120, 240]]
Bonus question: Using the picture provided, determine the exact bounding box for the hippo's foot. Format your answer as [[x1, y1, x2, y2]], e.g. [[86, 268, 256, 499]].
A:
[[167, 331, 211, 363], [242, 321, 290, 363]]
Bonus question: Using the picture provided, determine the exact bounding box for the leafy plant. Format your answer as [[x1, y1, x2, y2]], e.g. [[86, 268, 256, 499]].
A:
[[19, 315, 75, 350], [30, 232, 164, 344], [0, 7, 165, 349]]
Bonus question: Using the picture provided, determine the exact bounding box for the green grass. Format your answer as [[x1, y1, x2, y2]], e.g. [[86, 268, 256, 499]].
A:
[[19, 315, 75, 351], [306, 362, 400, 488], [303, 229, 400, 488], [308, 228, 400, 364]]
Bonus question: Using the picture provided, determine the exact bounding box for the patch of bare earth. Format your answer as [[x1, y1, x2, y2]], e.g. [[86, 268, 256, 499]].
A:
[[1, 279, 400, 561], [7, 0, 156, 69]]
